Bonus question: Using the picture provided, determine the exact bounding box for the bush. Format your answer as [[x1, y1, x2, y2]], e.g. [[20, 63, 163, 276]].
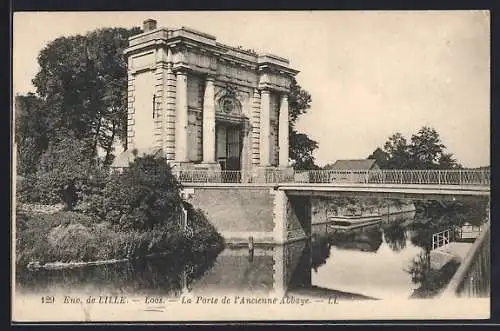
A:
[[16, 207, 224, 268], [16, 211, 191, 266], [88, 155, 183, 231], [16, 174, 61, 205], [15, 154, 225, 268]]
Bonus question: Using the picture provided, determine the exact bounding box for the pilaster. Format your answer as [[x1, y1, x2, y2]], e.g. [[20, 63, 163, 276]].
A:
[[175, 70, 189, 162], [153, 60, 164, 150], [127, 72, 136, 148], [164, 63, 177, 161]]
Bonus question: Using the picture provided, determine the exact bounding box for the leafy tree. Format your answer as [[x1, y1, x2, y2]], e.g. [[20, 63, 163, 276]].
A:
[[437, 153, 462, 169], [18, 132, 94, 208], [407, 126, 446, 169], [31, 27, 142, 165], [383, 133, 411, 169], [15, 93, 51, 175], [375, 127, 461, 170], [289, 130, 320, 170], [288, 77, 319, 170]]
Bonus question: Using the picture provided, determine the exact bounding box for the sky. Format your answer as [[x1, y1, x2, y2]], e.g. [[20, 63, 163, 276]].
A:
[[12, 11, 491, 168]]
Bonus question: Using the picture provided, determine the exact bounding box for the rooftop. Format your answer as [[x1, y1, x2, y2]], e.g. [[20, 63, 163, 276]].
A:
[[324, 159, 379, 170]]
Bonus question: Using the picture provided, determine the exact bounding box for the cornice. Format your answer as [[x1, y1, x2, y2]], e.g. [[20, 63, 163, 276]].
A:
[[125, 27, 299, 74]]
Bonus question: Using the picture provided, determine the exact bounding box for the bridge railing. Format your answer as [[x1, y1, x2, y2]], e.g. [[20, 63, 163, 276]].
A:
[[173, 169, 490, 185], [302, 169, 490, 185], [441, 221, 490, 298], [174, 170, 242, 183]]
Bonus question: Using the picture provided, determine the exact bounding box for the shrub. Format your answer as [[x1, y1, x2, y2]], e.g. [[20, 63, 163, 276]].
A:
[[47, 223, 94, 261], [89, 155, 183, 231], [16, 207, 224, 268], [16, 174, 61, 205]]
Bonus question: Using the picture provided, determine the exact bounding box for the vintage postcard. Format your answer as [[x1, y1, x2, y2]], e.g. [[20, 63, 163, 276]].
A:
[[12, 10, 491, 322]]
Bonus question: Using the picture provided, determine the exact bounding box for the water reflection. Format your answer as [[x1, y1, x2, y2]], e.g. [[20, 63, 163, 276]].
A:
[[310, 211, 422, 300], [16, 252, 220, 297], [311, 235, 330, 272], [382, 220, 407, 253], [16, 203, 487, 301], [329, 224, 383, 253]]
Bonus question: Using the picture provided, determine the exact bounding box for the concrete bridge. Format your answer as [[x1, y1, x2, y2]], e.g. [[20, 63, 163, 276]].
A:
[[178, 169, 490, 245], [176, 170, 490, 300], [176, 169, 490, 195]]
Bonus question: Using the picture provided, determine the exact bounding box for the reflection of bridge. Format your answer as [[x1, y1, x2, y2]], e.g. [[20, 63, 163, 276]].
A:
[[184, 240, 377, 299]]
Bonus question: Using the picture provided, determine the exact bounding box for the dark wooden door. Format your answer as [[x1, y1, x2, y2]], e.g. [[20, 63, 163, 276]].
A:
[[225, 124, 241, 171]]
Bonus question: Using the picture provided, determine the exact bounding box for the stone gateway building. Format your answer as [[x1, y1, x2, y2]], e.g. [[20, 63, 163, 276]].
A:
[[113, 19, 299, 181]]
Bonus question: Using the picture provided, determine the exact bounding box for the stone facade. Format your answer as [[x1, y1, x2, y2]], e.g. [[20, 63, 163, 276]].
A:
[[115, 19, 299, 179]]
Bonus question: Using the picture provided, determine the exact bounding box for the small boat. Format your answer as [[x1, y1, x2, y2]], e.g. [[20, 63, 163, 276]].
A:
[[328, 213, 382, 230]]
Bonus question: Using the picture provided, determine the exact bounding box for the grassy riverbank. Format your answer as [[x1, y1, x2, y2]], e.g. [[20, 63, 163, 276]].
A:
[[15, 206, 224, 269], [15, 155, 225, 269]]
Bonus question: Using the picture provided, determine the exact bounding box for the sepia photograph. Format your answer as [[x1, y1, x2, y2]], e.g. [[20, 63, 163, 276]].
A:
[[12, 10, 491, 322]]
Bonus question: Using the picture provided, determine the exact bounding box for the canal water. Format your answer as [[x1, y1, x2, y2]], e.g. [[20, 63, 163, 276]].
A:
[[15, 207, 486, 301]]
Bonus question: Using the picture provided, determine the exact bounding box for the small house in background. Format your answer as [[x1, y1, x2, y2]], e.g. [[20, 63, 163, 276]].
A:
[[323, 159, 381, 183], [325, 159, 380, 171]]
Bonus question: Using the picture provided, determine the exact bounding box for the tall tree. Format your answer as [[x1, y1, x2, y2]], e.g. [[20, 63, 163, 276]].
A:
[[289, 130, 319, 170], [383, 133, 410, 169], [407, 126, 446, 169], [288, 77, 319, 170], [31, 27, 142, 165], [437, 153, 462, 169], [15, 93, 51, 175], [375, 127, 461, 169]]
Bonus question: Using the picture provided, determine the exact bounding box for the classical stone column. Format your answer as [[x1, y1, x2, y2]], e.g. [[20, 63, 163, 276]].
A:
[[278, 94, 289, 167], [175, 70, 189, 162], [240, 120, 252, 182], [259, 89, 271, 166], [251, 89, 261, 166], [202, 76, 216, 163]]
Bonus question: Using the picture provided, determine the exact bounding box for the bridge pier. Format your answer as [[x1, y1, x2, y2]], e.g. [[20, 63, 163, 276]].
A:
[[272, 189, 311, 244]]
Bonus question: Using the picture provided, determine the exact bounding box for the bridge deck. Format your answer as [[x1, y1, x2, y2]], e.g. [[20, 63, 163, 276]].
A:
[[181, 182, 489, 198]]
